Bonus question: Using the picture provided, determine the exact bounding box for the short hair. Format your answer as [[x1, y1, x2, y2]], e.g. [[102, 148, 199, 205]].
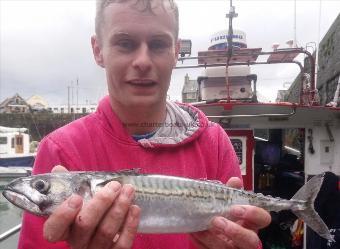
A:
[[95, 0, 179, 40]]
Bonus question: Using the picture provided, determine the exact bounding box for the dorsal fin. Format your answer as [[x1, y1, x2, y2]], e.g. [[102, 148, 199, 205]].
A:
[[95, 168, 140, 188], [115, 168, 141, 175], [198, 178, 224, 185]]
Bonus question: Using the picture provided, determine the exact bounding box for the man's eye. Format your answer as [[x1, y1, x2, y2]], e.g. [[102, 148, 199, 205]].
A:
[[116, 40, 136, 51], [149, 40, 170, 51]]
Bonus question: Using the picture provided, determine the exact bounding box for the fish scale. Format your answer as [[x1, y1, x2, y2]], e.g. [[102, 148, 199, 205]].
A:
[[2, 171, 334, 241]]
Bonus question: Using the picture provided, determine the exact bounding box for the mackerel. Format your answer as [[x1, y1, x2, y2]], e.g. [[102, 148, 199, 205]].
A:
[[2, 170, 333, 241]]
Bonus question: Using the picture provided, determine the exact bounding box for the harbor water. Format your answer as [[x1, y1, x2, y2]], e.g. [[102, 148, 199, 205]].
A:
[[0, 177, 23, 249]]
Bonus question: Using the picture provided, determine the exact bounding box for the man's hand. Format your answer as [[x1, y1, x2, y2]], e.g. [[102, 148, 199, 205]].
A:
[[190, 177, 271, 249], [43, 165, 140, 249]]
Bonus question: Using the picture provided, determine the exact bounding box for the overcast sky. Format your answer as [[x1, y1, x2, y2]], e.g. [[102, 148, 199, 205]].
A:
[[1, 0, 339, 105]]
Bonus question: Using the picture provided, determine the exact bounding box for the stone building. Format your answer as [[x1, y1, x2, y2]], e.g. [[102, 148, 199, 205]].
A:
[[26, 95, 49, 112], [182, 74, 199, 103], [0, 93, 30, 113]]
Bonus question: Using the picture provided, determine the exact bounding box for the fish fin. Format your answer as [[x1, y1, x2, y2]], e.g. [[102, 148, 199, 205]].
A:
[[197, 178, 224, 185], [95, 169, 140, 188], [205, 179, 224, 185], [291, 173, 334, 242], [115, 168, 141, 175]]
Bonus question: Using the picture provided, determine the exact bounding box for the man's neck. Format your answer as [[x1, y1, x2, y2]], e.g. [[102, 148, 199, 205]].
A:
[[110, 99, 167, 135]]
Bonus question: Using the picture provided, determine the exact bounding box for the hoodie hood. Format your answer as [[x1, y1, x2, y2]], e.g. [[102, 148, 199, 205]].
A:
[[96, 96, 209, 148], [138, 101, 207, 147]]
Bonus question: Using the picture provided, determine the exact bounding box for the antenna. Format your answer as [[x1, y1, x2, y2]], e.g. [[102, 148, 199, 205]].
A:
[[226, 0, 238, 62], [225, 0, 238, 102], [293, 0, 297, 47]]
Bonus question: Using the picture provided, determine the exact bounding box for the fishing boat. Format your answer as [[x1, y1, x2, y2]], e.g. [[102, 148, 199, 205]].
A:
[[177, 1, 340, 248], [0, 126, 35, 167]]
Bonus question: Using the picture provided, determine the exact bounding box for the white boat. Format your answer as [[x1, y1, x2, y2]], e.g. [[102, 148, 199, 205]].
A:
[[0, 126, 35, 167]]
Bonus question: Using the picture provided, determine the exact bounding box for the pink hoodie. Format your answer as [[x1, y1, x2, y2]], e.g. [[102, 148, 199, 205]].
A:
[[18, 96, 241, 249]]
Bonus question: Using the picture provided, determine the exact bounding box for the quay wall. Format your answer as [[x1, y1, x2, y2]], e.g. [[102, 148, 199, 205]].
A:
[[0, 113, 86, 142]]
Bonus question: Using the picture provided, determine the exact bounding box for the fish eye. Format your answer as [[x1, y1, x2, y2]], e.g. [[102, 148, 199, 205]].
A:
[[32, 179, 50, 194]]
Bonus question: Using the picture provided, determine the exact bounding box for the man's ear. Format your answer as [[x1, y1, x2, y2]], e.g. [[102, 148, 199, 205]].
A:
[[91, 35, 104, 68]]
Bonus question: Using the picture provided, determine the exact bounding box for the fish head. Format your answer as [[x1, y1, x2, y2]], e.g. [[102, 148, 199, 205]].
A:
[[2, 173, 76, 216]]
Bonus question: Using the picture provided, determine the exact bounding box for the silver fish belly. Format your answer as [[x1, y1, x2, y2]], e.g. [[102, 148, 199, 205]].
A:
[[2, 171, 334, 241], [123, 174, 236, 233]]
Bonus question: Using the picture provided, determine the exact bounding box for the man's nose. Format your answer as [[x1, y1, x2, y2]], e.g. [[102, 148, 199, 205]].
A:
[[132, 43, 152, 73]]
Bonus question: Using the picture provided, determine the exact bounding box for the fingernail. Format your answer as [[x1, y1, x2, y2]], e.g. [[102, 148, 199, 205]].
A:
[[128, 205, 140, 222], [68, 195, 82, 209], [130, 205, 140, 217], [107, 181, 121, 192], [113, 233, 120, 243], [212, 217, 227, 231], [230, 206, 245, 217], [122, 184, 134, 198]]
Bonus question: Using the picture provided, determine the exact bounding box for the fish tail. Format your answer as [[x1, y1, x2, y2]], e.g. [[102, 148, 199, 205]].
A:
[[291, 173, 334, 241]]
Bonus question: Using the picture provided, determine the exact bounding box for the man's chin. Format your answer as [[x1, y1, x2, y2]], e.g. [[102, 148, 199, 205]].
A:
[[128, 100, 163, 109], [110, 94, 167, 110], [126, 96, 165, 107]]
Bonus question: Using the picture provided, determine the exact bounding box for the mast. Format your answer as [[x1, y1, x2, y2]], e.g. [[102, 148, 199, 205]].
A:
[[225, 0, 238, 102], [226, 0, 237, 63]]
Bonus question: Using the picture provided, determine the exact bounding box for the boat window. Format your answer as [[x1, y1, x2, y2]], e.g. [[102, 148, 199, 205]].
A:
[[0, 137, 8, 144], [11, 138, 15, 148]]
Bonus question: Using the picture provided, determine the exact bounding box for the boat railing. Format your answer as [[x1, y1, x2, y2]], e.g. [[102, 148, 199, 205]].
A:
[[176, 47, 318, 106], [0, 224, 21, 243]]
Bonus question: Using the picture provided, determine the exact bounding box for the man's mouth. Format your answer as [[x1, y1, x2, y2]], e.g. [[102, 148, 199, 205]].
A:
[[127, 79, 157, 87]]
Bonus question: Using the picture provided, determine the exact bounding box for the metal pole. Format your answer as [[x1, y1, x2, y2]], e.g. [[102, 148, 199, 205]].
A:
[[315, 0, 322, 87], [294, 0, 297, 47], [76, 77, 79, 112], [68, 86, 70, 114], [0, 224, 21, 242]]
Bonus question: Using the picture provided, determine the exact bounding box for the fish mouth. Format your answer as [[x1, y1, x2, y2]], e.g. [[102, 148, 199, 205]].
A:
[[2, 188, 46, 216]]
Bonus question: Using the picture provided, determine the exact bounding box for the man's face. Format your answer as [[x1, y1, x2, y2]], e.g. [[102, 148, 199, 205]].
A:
[[92, 2, 179, 109]]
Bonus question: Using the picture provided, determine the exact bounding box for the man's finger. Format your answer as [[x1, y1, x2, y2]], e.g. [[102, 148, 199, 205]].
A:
[[228, 205, 271, 230], [51, 165, 69, 173], [69, 181, 121, 248], [226, 177, 243, 189], [112, 205, 140, 249], [86, 184, 134, 249], [212, 217, 260, 249], [43, 194, 83, 242]]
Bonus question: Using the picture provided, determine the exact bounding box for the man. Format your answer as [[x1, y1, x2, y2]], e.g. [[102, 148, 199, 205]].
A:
[[19, 0, 271, 248]]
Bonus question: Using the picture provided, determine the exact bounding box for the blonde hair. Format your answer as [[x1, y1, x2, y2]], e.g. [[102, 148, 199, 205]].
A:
[[95, 0, 179, 39]]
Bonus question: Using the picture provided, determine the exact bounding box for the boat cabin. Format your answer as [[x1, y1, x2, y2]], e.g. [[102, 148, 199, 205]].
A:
[[0, 126, 30, 156]]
